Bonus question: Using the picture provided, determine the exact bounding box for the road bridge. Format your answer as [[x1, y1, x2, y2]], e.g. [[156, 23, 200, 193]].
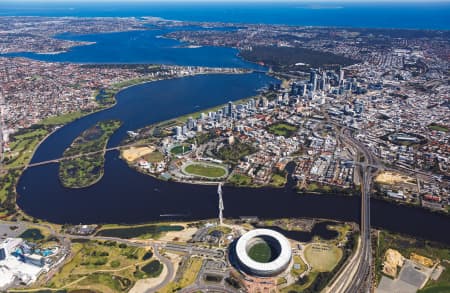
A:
[[325, 128, 375, 293]]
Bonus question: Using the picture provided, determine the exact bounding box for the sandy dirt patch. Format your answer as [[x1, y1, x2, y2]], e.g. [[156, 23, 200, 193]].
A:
[[383, 248, 404, 277], [122, 146, 155, 162], [158, 227, 198, 242], [375, 171, 415, 185]]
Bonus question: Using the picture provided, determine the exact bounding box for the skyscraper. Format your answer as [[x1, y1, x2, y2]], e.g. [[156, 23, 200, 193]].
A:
[[174, 126, 182, 136], [339, 69, 345, 84], [301, 84, 307, 96], [310, 70, 316, 83], [187, 117, 195, 130], [310, 70, 318, 92], [319, 79, 325, 91], [222, 106, 228, 116]]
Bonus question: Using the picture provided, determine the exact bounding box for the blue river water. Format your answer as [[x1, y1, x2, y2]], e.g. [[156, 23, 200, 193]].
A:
[[16, 73, 450, 245], [5, 2, 450, 244], [4, 27, 262, 68], [1, 2, 449, 30], [30, 73, 274, 162]]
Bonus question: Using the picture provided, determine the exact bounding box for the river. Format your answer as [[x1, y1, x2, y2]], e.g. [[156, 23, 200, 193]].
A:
[[16, 72, 450, 245]]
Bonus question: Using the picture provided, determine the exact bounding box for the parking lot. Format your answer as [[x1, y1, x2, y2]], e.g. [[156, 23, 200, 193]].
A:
[[0, 222, 27, 239]]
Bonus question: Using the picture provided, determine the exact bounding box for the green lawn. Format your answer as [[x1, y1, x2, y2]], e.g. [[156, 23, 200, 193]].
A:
[[428, 123, 449, 133], [419, 284, 450, 293], [305, 182, 333, 193], [184, 163, 227, 178], [292, 255, 307, 276], [78, 273, 132, 292], [41, 240, 149, 291], [170, 145, 191, 155], [248, 242, 274, 263], [306, 182, 320, 192], [270, 173, 287, 187], [267, 122, 298, 137], [304, 243, 343, 272], [228, 173, 253, 186], [420, 262, 450, 293], [95, 75, 161, 108], [143, 151, 164, 163], [214, 140, 257, 164], [59, 154, 104, 188], [0, 170, 21, 215], [38, 111, 86, 126], [3, 128, 49, 169], [59, 120, 121, 188]]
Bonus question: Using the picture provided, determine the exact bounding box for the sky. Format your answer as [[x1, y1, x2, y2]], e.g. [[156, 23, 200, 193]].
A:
[[5, 0, 450, 2]]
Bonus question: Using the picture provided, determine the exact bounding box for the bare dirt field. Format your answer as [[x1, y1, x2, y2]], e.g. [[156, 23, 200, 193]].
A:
[[158, 227, 198, 242], [375, 171, 415, 185], [122, 146, 155, 162]]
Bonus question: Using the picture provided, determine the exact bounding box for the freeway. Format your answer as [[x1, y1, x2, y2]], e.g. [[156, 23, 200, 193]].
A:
[[326, 128, 376, 293]]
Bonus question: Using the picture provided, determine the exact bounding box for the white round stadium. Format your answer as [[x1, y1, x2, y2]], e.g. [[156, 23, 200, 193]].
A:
[[235, 229, 292, 277]]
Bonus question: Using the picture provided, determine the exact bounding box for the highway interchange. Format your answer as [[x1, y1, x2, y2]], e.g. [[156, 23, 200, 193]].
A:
[[326, 127, 381, 293]]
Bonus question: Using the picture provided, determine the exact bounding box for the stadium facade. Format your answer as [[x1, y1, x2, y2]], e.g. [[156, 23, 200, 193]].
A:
[[235, 229, 292, 277]]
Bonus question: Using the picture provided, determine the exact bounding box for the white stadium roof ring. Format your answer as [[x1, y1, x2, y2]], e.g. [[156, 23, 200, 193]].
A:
[[235, 229, 292, 277]]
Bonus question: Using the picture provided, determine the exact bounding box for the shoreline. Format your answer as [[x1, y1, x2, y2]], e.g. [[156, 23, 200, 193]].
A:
[[111, 77, 450, 220], [9, 66, 449, 237], [10, 68, 253, 218]]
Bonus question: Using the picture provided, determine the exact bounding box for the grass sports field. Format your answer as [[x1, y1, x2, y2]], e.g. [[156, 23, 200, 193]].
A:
[[171, 145, 191, 155], [182, 162, 227, 178], [267, 122, 298, 137], [248, 242, 274, 263], [304, 243, 343, 272]]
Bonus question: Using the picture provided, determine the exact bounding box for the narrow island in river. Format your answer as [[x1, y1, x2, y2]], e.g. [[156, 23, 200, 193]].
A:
[[59, 119, 122, 188]]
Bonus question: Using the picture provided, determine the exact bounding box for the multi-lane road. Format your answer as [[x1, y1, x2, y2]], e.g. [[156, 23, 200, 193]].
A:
[[345, 129, 377, 292], [326, 128, 378, 293], [5, 123, 381, 293]]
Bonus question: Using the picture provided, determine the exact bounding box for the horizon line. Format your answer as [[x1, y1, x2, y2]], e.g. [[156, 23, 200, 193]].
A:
[[3, 0, 450, 3]]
